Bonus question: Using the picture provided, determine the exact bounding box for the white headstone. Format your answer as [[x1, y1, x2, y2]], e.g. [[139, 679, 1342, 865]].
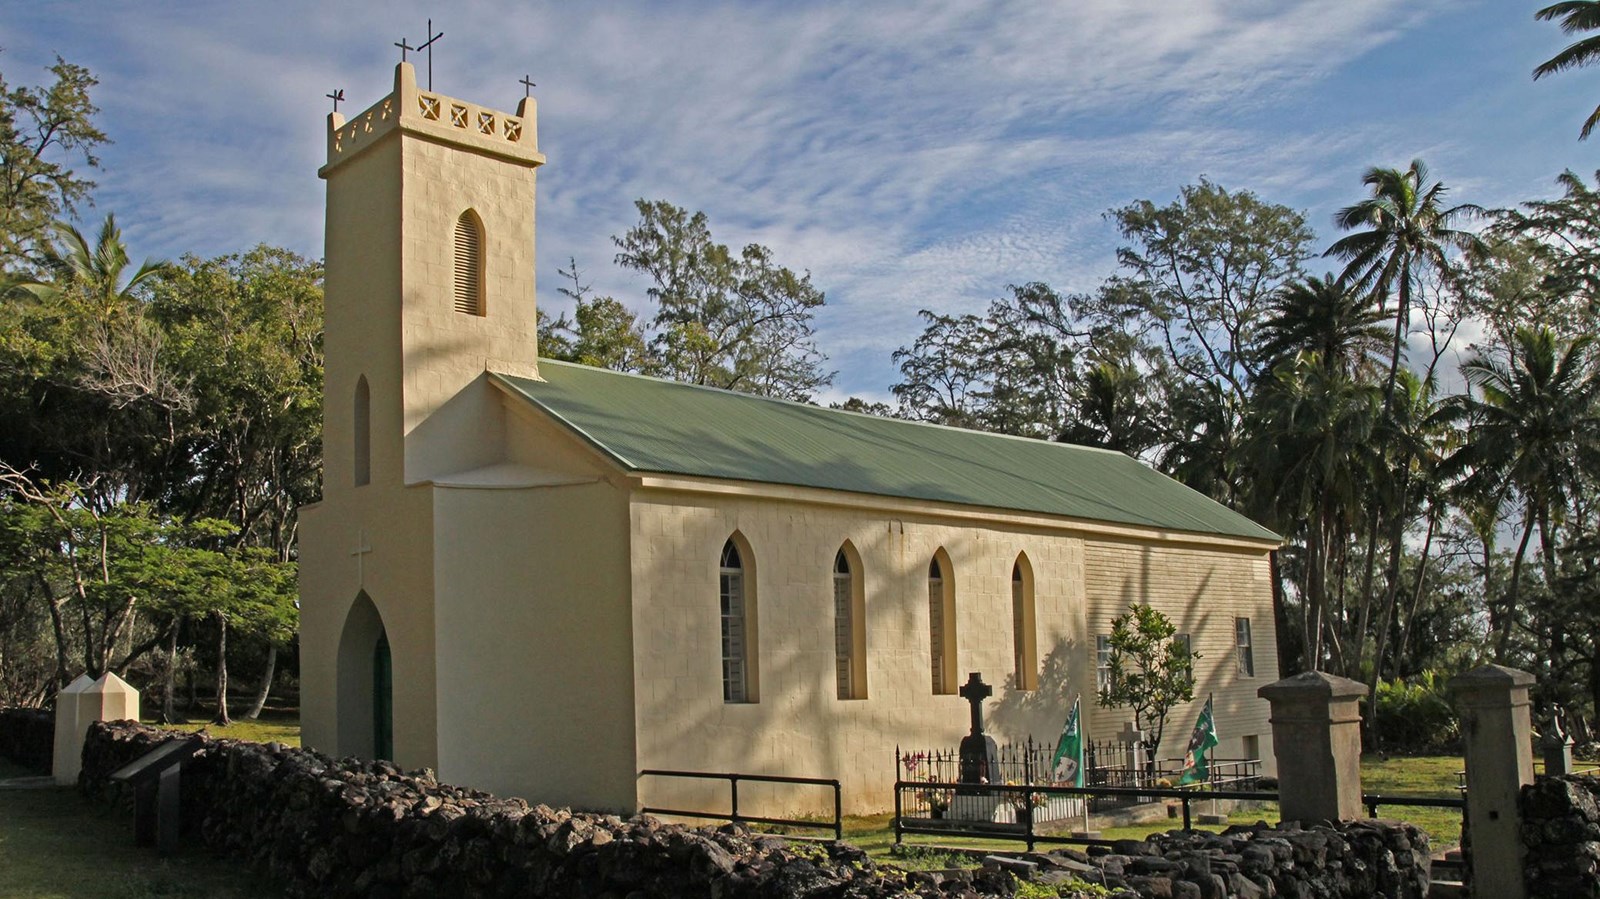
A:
[[52, 674, 94, 785]]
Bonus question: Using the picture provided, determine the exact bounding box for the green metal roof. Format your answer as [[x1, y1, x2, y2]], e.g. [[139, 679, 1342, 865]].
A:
[[494, 361, 1279, 543]]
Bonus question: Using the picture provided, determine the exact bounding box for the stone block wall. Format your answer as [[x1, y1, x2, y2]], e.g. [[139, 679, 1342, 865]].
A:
[[0, 707, 53, 772], [78, 722, 1431, 899], [1522, 774, 1600, 898]]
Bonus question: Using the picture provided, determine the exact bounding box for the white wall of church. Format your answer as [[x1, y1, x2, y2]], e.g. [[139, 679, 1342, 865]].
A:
[[627, 487, 1278, 815], [1082, 540, 1280, 772], [432, 480, 638, 812], [628, 490, 1096, 815], [299, 485, 441, 771]]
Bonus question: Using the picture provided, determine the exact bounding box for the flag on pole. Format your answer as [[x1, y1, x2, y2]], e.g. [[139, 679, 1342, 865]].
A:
[[1052, 694, 1085, 787], [1178, 694, 1219, 785]]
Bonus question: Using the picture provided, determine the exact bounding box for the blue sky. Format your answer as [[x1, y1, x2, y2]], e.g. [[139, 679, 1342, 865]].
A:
[[4, 1, 1596, 401]]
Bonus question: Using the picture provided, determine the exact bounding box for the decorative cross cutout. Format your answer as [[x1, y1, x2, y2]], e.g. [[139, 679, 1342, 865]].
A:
[[326, 89, 345, 113], [520, 75, 536, 97], [417, 19, 444, 91], [394, 37, 416, 63], [350, 529, 373, 585], [958, 672, 992, 737]]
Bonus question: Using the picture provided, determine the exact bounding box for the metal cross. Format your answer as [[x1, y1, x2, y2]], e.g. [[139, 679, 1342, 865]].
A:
[[394, 37, 416, 63], [325, 89, 345, 113], [417, 19, 444, 91], [520, 75, 537, 97], [351, 529, 373, 585]]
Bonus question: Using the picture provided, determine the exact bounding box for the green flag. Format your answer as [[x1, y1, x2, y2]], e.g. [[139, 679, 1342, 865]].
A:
[[1051, 694, 1085, 787], [1178, 695, 1219, 785]]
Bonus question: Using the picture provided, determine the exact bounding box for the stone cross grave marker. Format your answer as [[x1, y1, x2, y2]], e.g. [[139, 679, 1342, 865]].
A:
[[958, 673, 1000, 784]]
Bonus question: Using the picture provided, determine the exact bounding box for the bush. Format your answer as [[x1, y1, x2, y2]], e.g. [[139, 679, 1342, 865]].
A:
[[1372, 671, 1460, 753]]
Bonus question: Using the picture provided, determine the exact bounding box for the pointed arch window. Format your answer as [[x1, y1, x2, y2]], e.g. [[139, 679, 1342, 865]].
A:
[[720, 537, 758, 702], [453, 210, 485, 316], [1012, 555, 1038, 691], [928, 551, 957, 695], [833, 545, 867, 700], [354, 376, 371, 487]]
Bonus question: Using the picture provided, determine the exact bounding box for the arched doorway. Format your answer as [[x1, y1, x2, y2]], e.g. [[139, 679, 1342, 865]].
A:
[[336, 592, 392, 760]]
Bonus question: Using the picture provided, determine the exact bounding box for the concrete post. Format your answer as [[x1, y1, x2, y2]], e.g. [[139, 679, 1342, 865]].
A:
[[1257, 671, 1366, 821], [1450, 664, 1534, 899], [54, 672, 140, 786], [51, 674, 94, 785]]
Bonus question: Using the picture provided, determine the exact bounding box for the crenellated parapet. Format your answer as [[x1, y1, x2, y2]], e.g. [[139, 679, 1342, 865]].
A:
[[320, 62, 543, 178]]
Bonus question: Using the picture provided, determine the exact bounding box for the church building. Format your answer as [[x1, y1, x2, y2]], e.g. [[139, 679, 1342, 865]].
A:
[[298, 63, 1283, 815]]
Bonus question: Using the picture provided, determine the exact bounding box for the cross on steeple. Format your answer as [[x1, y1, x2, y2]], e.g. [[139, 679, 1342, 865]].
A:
[[416, 19, 444, 91], [958, 672, 992, 737], [326, 89, 345, 113], [520, 75, 537, 97], [350, 529, 373, 586], [394, 37, 416, 63]]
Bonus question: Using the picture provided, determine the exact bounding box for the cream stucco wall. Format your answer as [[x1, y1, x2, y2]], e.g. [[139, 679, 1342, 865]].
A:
[[1082, 539, 1279, 768], [627, 482, 1278, 815], [302, 63, 543, 771]]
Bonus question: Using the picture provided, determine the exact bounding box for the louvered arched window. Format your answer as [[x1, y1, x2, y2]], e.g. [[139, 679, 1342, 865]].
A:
[[453, 211, 485, 316], [1012, 555, 1038, 691], [928, 550, 956, 695]]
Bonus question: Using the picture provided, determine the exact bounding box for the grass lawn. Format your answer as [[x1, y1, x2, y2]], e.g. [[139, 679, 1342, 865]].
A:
[[153, 708, 300, 747], [0, 786, 282, 899]]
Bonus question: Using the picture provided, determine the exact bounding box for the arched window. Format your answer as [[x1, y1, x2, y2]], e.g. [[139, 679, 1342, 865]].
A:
[[720, 537, 757, 702], [833, 544, 867, 700], [453, 210, 485, 316], [1012, 555, 1038, 691], [353, 376, 371, 487], [928, 550, 956, 695]]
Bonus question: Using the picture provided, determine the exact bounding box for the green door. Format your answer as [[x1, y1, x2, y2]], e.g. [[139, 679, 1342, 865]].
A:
[[373, 632, 393, 760]]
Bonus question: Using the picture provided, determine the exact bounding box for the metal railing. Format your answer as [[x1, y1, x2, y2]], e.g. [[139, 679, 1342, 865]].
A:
[[638, 769, 843, 841], [895, 778, 1469, 854], [895, 780, 1276, 850]]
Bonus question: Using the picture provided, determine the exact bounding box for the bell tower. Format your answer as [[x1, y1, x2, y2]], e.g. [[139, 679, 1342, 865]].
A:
[[319, 62, 545, 489]]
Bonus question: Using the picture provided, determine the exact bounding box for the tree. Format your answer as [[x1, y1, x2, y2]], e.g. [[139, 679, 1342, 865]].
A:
[[1254, 275, 1390, 380], [1491, 170, 1600, 329], [1534, 2, 1600, 139], [1444, 326, 1600, 660], [1096, 604, 1197, 755], [0, 56, 107, 268], [542, 257, 651, 372], [1100, 179, 1314, 399], [1325, 160, 1483, 403], [612, 200, 831, 400]]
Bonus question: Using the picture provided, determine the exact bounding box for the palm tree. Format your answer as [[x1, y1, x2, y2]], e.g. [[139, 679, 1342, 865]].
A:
[[1535, 2, 1600, 139], [1242, 353, 1384, 671], [1325, 160, 1482, 404], [1445, 326, 1600, 660], [1255, 275, 1391, 380], [17, 214, 170, 314]]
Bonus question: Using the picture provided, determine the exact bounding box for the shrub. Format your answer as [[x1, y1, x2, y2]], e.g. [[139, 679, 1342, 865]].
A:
[[1372, 671, 1460, 753]]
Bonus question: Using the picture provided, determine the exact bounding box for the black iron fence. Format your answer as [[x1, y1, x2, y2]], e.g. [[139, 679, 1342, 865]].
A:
[[637, 769, 843, 840], [896, 739, 1263, 813], [893, 778, 1467, 855]]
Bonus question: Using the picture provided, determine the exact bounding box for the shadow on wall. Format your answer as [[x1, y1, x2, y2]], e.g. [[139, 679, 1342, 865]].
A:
[[989, 639, 1082, 744]]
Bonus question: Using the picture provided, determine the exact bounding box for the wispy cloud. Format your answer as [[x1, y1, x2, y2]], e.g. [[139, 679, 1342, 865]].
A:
[[1, 0, 1586, 395]]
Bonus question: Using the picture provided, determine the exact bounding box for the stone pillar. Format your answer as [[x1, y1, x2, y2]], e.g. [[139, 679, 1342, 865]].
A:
[[1257, 671, 1365, 822], [51, 674, 94, 785], [54, 672, 140, 786], [1450, 664, 1534, 899]]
